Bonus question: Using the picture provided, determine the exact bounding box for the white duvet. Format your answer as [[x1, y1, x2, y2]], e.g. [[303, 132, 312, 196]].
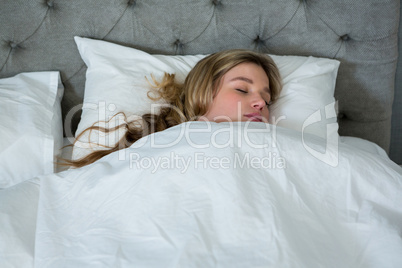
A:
[[2, 122, 402, 268]]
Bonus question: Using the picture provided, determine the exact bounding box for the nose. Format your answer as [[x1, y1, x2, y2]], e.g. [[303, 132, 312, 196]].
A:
[[251, 95, 266, 110]]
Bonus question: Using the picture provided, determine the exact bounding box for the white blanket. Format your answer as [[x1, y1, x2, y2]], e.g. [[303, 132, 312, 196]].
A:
[[12, 122, 402, 267]]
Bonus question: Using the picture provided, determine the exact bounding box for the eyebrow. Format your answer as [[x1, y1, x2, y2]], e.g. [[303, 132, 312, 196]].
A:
[[230, 76, 253, 84], [230, 76, 271, 94]]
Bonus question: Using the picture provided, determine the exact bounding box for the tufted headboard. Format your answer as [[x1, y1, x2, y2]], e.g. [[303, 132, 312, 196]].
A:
[[1, 0, 401, 163]]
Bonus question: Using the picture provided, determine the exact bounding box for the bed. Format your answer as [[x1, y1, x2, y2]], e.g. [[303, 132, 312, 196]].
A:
[[1, 0, 402, 267]]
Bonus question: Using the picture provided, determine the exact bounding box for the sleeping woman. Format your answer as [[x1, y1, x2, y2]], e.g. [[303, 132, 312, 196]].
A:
[[65, 49, 282, 168]]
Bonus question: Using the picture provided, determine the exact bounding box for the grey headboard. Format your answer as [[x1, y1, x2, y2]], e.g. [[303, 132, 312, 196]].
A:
[[1, 0, 401, 164]]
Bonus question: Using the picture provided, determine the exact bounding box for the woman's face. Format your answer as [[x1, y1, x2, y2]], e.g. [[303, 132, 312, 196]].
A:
[[201, 62, 271, 123]]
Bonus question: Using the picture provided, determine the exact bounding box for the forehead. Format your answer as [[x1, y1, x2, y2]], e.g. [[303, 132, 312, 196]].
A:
[[221, 62, 270, 93], [223, 62, 269, 83]]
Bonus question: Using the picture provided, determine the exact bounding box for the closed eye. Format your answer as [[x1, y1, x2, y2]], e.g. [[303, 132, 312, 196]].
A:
[[235, 88, 247, 93]]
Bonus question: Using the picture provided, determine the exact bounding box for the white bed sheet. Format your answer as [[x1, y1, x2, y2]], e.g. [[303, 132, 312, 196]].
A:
[[34, 122, 402, 267], [0, 124, 402, 268], [0, 178, 40, 268]]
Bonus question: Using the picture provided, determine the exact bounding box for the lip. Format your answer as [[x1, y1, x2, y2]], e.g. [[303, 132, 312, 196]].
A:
[[244, 113, 263, 122]]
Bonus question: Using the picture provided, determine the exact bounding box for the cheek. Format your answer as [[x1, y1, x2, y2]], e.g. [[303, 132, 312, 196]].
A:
[[262, 107, 270, 119], [216, 92, 242, 110], [227, 95, 243, 107]]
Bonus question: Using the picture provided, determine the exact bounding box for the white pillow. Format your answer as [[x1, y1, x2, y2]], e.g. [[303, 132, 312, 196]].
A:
[[268, 55, 339, 141], [72, 36, 339, 160], [0, 72, 64, 188]]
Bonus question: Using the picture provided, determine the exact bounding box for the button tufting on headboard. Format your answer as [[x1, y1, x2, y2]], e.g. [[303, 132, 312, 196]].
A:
[[46, 0, 54, 8], [212, 0, 222, 7], [9, 42, 19, 50], [174, 39, 185, 54], [340, 34, 350, 41], [254, 36, 265, 45], [127, 0, 136, 7], [254, 35, 266, 51]]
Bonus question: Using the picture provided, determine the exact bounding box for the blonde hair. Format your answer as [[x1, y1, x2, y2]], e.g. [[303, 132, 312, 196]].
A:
[[63, 49, 282, 168]]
